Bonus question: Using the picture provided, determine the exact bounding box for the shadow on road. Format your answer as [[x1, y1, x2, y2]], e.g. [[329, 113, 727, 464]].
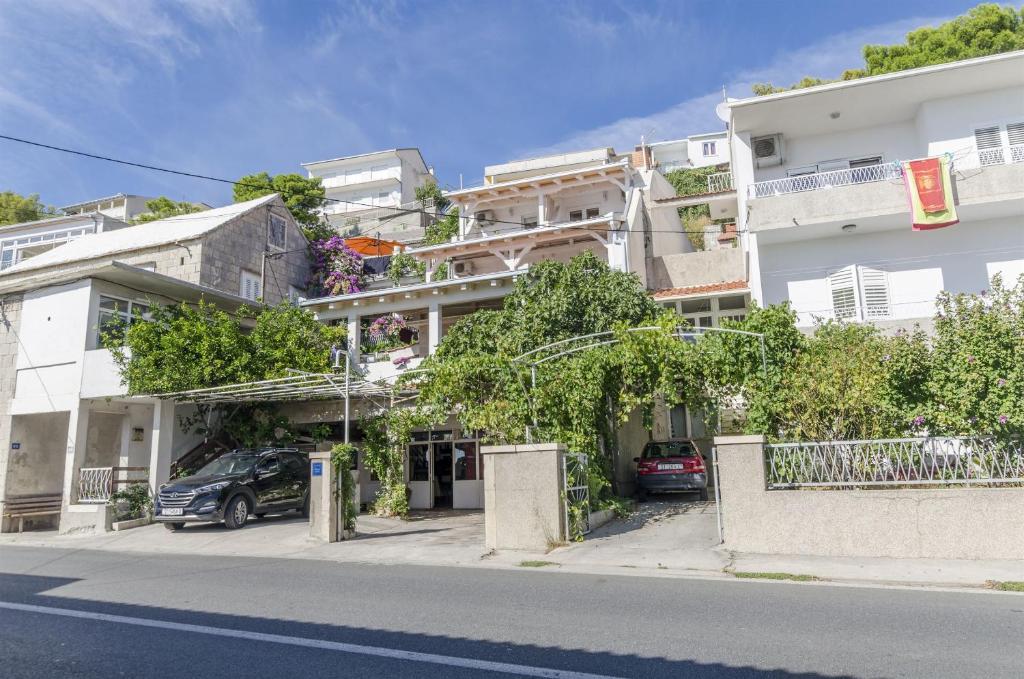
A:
[[0, 571, 856, 679]]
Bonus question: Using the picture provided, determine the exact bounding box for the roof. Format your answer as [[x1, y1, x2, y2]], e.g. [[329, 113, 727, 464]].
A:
[[0, 211, 106, 236], [651, 279, 748, 300], [447, 160, 630, 199], [301, 148, 428, 173], [60, 193, 155, 211], [0, 194, 280, 277]]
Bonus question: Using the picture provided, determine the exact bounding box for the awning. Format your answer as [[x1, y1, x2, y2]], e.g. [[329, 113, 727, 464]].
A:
[[154, 372, 417, 404]]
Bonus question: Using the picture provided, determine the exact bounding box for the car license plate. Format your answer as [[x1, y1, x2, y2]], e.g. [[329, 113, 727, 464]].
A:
[[163, 508, 183, 516], [659, 463, 685, 471]]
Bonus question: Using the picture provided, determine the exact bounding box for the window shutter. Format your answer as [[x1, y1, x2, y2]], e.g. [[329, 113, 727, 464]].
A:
[[974, 126, 1004, 165], [828, 266, 858, 320], [858, 267, 890, 319], [1006, 122, 1024, 146]]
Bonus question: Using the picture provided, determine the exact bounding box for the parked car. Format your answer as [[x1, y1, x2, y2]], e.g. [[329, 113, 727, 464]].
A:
[[634, 440, 709, 502], [156, 448, 310, 531]]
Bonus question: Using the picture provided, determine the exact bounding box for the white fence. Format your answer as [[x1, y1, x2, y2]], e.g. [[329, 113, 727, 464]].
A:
[[706, 171, 734, 194], [764, 437, 1024, 489], [977, 144, 1024, 167], [78, 466, 149, 503], [749, 161, 904, 199]]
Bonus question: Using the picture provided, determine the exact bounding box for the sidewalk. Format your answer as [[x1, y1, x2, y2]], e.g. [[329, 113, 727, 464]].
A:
[[2, 504, 1022, 592]]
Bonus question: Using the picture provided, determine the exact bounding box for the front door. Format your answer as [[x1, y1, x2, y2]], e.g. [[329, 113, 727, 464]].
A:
[[432, 443, 453, 508]]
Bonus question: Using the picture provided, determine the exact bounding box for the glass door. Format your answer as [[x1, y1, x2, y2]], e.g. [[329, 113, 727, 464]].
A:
[[432, 443, 454, 508], [453, 438, 483, 508]]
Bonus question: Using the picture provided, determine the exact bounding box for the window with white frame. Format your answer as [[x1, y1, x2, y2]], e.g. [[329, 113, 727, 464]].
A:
[[663, 294, 749, 327], [268, 213, 286, 250], [96, 296, 151, 347], [828, 264, 890, 321], [240, 270, 262, 301], [702, 141, 717, 157]]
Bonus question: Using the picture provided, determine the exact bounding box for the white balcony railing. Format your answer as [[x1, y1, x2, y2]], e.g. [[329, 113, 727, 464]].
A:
[[978, 144, 1024, 167], [78, 466, 149, 504], [749, 161, 904, 199], [706, 171, 734, 194]]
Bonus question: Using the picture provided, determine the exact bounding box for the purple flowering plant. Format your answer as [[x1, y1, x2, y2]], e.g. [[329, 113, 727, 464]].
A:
[[310, 237, 366, 296]]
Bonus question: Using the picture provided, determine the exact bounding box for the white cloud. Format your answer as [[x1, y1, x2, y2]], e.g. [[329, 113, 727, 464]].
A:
[[531, 14, 947, 155]]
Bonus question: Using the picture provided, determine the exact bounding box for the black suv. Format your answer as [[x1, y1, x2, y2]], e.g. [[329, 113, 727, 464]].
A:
[[156, 449, 310, 530]]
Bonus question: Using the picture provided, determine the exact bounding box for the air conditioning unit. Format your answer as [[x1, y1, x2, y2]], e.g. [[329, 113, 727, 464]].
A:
[[475, 210, 495, 226], [452, 260, 474, 276], [752, 133, 783, 168]]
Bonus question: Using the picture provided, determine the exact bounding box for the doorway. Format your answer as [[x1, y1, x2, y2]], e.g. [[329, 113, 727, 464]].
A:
[[432, 443, 453, 508]]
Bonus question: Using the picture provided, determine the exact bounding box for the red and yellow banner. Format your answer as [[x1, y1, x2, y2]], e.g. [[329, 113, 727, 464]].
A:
[[903, 156, 958, 231]]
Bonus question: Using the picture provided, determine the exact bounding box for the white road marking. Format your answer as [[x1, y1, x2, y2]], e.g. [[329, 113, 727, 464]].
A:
[[0, 600, 623, 679]]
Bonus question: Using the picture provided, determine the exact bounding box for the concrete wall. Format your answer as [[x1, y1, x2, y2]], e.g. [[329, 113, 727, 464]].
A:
[[0, 293, 23, 505], [4, 412, 70, 497], [482, 443, 566, 551], [649, 247, 746, 291], [715, 435, 1024, 560]]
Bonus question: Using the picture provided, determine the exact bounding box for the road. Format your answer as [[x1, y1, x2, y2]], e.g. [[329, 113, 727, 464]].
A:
[[1, 545, 1022, 678]]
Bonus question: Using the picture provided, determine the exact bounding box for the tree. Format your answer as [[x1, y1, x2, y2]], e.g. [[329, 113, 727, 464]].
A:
[[233, 172, 332, 241], [414, 181, 460, 246], [0, 191, 58, 225], [752, 4, 1024, 94], [133, 196, 205, 223], [664, 166, 730, 250]]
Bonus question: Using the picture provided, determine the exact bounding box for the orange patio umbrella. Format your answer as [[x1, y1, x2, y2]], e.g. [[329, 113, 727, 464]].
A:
[[343, 236, 403, 257]]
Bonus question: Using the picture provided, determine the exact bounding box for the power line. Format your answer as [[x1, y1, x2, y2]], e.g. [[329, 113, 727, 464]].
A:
[[0, 133, 748, 236]]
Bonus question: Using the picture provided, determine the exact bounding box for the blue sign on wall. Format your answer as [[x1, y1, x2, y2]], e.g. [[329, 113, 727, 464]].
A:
[[11, 442, 20, 450], [311, 461, 323, 477]]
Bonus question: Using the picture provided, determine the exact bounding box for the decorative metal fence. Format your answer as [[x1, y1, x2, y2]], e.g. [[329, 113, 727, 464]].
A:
[[765, 438, 1024, 490], [749, 161, 904, 199], [706, 171, 734, 194], [562, 452, 591, 540], [78, 466, 149, 503]]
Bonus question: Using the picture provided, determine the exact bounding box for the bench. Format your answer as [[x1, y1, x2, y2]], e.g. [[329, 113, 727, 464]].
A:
[[2, 494, 63, 532]]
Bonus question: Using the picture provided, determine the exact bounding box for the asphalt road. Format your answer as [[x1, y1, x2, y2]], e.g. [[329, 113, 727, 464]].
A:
[[1, 545, 1022, 678]]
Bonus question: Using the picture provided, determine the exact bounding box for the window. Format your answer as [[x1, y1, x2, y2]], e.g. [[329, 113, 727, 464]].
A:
[[849, 156, 882, 169], [454, 442, 478, 481], [975, 122, 1024, 165], [240, 270, 261, 301], [409, 444, 429, 481], [96, 296, 150, 347], [376, 191, 390, 206], [256, 456, 279, 475], [522, 216, 538, 229], [568, 210, 583, 222], [702, 141, 717, 157], [828, 265, 890, 321], [669, 294, 749, 327], [268, 214, 286, 250], [585, 207, 600, 219]]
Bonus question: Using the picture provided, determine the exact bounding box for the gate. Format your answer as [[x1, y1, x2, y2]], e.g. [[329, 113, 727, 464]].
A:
[[562, 452, 591, 540]]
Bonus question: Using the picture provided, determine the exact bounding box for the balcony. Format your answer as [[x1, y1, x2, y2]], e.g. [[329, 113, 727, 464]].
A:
[[978, 144, 1024, 167], [748, 161, 903, 199]]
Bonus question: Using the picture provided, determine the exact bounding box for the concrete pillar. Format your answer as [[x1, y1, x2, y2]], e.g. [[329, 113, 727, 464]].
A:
[[347, 314, 360, 364], [427, 301, 441, 354], [537, 193, 547, 225], [481, 443, 566, 551], [308, 451, 337, 542], [712, 434, 766, 550], [148, 400, 175, 497], [61, 402, 90, 506]]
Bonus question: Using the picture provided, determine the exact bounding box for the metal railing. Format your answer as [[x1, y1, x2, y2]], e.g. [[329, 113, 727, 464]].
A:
[[706, 171, 734, 194], [78, 466, 149, 503], [977, 144, 1024, 167], [749, 161, 904, 199], [765, 438, 1024, 490]]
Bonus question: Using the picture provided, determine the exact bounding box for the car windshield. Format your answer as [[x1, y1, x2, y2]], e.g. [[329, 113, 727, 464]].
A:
[[195, 453, 257, 477], [642, 442, 697, 459]]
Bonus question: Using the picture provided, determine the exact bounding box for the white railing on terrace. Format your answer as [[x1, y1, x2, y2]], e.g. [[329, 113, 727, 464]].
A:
[[749, 161, 904, 199], [706, 171, 734, 194], [765, 438, 1024, 489], [78, 466, 149, 503], [977, 144, 1024, 167]]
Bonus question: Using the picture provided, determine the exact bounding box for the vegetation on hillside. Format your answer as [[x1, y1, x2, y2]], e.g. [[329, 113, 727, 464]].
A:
[[233, 171, 332, 241], [133, 196, 206, 223], [0, 190, 58, 225]]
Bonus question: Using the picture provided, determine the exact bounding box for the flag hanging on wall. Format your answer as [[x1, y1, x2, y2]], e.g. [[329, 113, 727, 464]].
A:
[[903, 156, 958, 231]]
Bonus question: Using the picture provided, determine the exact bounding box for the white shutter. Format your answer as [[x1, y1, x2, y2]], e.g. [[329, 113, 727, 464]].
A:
[[858, 267, 890, 319], [1007, 122, 1024, 163], [828, 266, 858, 320], [240, 271, 261, 301], [974, 125, 1004, 165]]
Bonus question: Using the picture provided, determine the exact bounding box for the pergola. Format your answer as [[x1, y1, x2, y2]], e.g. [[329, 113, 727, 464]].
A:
[[156, 368, 419, 443]]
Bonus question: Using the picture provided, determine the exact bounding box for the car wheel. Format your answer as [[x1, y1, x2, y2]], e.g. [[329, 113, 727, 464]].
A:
[[301, 493, 310, 518], [699, 488, 709, 502], [163, 522, 185, 531], [224, 495, 249, 529]]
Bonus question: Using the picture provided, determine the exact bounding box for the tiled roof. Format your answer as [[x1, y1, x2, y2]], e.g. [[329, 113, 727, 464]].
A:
[[651, 279, 748, 300]]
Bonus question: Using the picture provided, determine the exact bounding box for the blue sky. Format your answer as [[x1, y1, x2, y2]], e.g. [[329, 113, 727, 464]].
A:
[[0, 0, 982, 209]]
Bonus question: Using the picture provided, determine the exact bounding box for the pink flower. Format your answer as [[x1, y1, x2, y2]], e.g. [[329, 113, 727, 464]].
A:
[[998, 415, 1009, 425]]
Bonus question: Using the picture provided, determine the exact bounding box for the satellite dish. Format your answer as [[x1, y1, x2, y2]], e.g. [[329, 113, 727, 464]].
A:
[[715, 101, 730, 123]]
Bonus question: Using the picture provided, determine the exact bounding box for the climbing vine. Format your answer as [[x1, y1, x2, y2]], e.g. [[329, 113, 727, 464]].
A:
[[330, 443, 358, 532]]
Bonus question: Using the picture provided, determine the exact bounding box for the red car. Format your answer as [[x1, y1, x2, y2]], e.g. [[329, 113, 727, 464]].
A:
[[634, 440, 709, 502]]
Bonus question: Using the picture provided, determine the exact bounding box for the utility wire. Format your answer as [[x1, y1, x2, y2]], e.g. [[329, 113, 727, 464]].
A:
[[0, 133, 748, 236]]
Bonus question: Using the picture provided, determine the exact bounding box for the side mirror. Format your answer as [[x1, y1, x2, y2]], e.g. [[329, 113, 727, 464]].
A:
[[632, 457, 640, 463]]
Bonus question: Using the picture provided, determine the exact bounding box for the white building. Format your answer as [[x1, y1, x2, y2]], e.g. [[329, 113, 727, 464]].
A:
[[646, 130, 730, 173], [302, 148, 435, 241], [60, 193, 160, 223], [299, 146, 750, 506], [1, 212, 131, 271], [0, 195, 311, 533], [729, 51, 1024, 330]]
